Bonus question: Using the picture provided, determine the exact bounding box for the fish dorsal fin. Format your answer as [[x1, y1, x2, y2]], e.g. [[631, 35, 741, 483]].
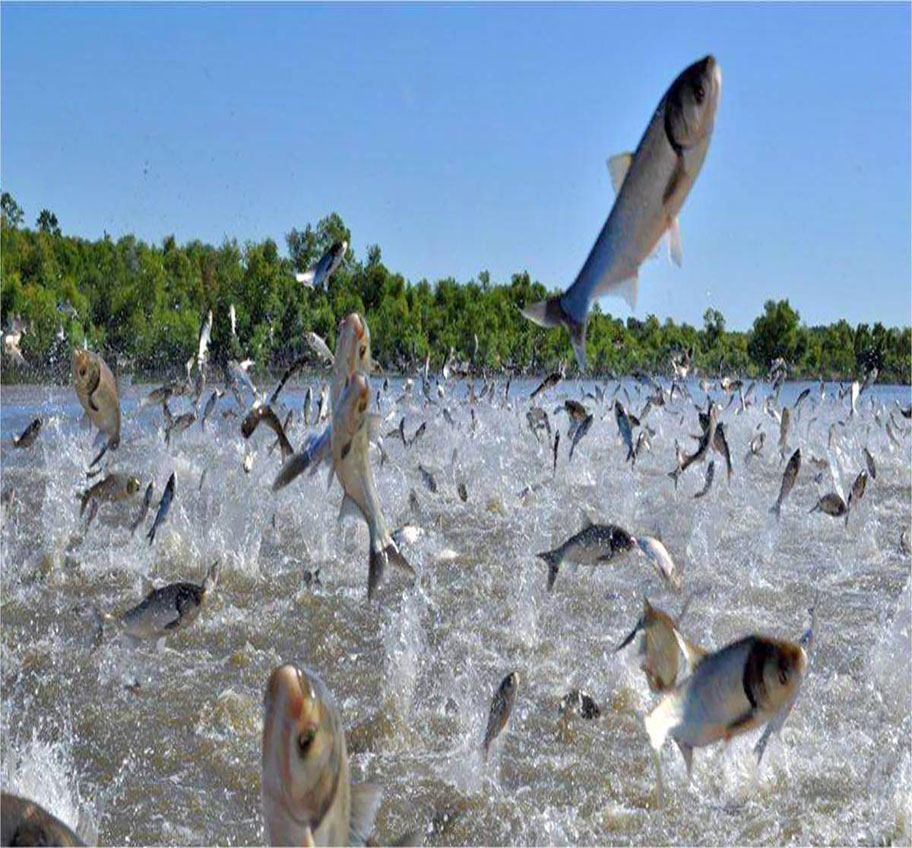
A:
[[668, 217, 683, 267], [672, 626, 707, 672], [349, 782, 383, 846], [607, 152, 634, 195]]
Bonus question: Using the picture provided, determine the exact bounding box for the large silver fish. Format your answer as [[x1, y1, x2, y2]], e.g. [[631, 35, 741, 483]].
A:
[[483, 671, 519, 757], [645, 633, 807, 774], [73, 348, 121, 459], [331, 372, 412, 599], [522, 56, 721, 370], [537, 518, 635, 591], [262, 663, 381, 847]]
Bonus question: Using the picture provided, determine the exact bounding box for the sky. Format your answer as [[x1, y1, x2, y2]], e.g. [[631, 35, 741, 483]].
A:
[[1, 2, 910, 330]]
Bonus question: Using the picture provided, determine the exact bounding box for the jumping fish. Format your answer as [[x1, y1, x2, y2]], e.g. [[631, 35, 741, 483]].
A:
[[521, 56, 722, 370], [1, 793, 84, 847], [12, 418, 42, 448], [147, 472, 175, 545], [644, 633, 807, 775], [130, 481, 154, 536], [296, 240, 348, 289], [636, 536, 684, 591], [262, 663, 382, 846], [771, 449, 801, 519], [483, 672, 519, 758], [73, 348, 121, 462], [537, 518, 636, 591]]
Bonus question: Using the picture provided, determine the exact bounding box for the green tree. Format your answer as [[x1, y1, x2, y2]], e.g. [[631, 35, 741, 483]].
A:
[[36, 209, 61, 236], [748, 299, 800, 371]]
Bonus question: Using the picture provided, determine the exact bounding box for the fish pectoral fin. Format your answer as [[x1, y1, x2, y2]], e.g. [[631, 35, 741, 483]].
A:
[[339, 493, 365, 523], [616, 273, 639, 311], [614, 617, 644, 652], [606, 151, 634, 195], [674, 739, 694, 777], [668, 217, 683, 267], [671, 626, 707, 672], [349, 782, 384, 847]]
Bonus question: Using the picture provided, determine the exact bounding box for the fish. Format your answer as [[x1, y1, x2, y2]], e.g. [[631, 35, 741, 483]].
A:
[[568, 413, 593, 461], [809, 492, 847, 517], [197, 309, 212, 370], [483, 671, 519, 757], [410, 421, 427, 447], [645, 633, 807, 776], [521, 56, 721, 370], [562, 400, 588, 426], [669, 403, 717, 484], [307, 332, 335, 366], [165, 409, 196, 445], [73, 348, 121, 455], [130, 482, 154, 536], [530, 370, 563, 400], [418, 464, 437, 493], [458, 482, 468, 502], [243, 453, 254, 474], [147, 472, 175, 544], [745, 431, 765, 462], [559, 689, 601, 720], [849, 380, 860, 416], [241, 403, 294, 461], [201, 389, 224, 429], [552, 430, 560, 474], [771, 449, 801, 519], [269, 354, 310, 406], [527, 407, 551, 441], [227, 359, 258, 403], [295, 240, 348, 289], [12, 417, 41, 448], [317, 384, 331, 423], [712, 422, 732, 481], [793, 387, 810, 410], [693, 460, 715, 499], [635, 536, 684, 591], [79, 473, 140, 516], [863, 446, 876, 481], [616, 596, 702, 693], [199, 468, 208, 491], [1, 793, 84, 847], [615, 400, 635, 462], [262, 663, 381, 847], [845, 469, 867, 521], [119, 561, 219, 641], [778, 406, 791, 459], [537, 518, 636, 591], [331, 372, 413, 599]]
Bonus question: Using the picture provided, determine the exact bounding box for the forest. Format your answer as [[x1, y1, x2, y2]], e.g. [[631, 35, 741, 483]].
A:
[[1, 191, 909, 384]]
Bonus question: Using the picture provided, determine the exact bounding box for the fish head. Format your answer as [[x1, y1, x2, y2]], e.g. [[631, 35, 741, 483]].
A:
[[664, 55, 722, 150], [614, 527, 637, 553], [262, 664, 345, 838], [745, 638, 808, 714], [73, 348, 100, 392], [501, 671, 519, 702], [335, 313, 372, 376], [127, 476, 141, 495]]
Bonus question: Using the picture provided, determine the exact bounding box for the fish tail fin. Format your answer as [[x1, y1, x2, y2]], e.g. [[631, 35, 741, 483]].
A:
[[367, 546, 385, 601], [667, 467, 681, 488], [770, 502, 781, 519], [521, 296, 588, 372], [537, 550, 562, 591]]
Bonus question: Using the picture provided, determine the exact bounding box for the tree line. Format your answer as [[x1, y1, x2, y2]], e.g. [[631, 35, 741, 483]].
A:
[[1, 192, 909, 384]]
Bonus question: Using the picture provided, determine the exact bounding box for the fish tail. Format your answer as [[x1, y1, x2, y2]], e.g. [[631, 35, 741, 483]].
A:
[[770, 501, 781, 520], [520, 296, 588, 372], [537, 549, 562, 591], [367, 546, 386, 601], [667, 467, 681, 488]]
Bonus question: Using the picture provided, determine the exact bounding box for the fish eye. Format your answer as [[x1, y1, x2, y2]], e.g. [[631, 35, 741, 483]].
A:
[[359, 345, 367, 359], [694, 84, 705, 104], [778, 665, 789, 685], [297, 728, 316, 755]]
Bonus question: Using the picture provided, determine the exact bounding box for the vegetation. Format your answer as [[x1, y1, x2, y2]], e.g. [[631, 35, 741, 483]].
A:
[[1, 192, 909, 384]]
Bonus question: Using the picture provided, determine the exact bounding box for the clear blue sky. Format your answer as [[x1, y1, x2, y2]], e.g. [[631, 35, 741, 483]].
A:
[[2, 2, 909, 330]]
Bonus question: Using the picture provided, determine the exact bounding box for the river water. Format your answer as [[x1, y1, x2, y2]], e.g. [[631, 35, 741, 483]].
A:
[[1, 377, 910, 846]]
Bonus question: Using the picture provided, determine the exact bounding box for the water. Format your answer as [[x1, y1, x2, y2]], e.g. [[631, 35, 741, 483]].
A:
[[1, 377, 910, 846]]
